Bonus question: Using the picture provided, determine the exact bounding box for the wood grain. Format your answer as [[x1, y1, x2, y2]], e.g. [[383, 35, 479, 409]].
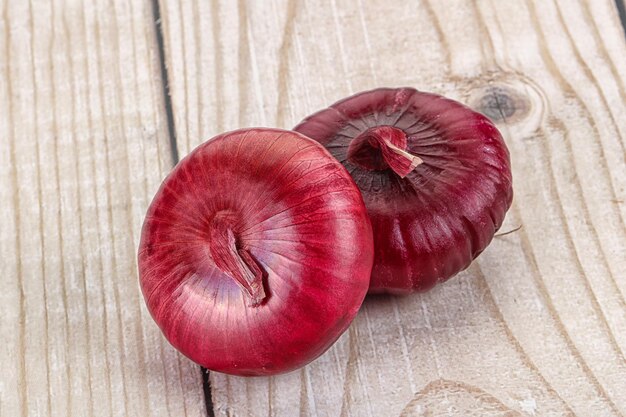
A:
[[160, 0, 626, 416], [0, 0, 205, 416]]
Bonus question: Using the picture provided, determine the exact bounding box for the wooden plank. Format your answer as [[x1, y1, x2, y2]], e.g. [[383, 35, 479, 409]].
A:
[[0, 0, 206, 416], [159, 0, 626, 415]]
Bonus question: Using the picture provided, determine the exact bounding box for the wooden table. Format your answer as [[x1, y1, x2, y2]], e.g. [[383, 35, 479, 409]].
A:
[[2, 1, 626, 416]]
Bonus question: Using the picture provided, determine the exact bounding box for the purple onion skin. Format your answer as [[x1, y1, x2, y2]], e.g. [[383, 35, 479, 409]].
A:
[[138, 129, 373, 376], [294, 88, 513, 293]]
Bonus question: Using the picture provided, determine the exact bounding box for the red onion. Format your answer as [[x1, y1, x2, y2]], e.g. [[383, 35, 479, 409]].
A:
[[138, 128, 373, 375], [294, 88, 513, 293]]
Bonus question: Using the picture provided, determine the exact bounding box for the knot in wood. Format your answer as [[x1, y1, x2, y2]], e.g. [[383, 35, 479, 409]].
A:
[[473, 85, 529, 124]]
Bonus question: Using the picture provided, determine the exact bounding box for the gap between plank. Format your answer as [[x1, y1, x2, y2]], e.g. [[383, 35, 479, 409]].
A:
[[201, 367, 215, 417], [151, 0, 179, 166], [150, 1, 215, 417], [616, 0, 626, 39]]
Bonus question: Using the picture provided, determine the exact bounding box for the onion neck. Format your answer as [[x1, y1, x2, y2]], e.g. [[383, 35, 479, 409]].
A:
[[208, 212, 266, 306], [346, 126, 422, 178]]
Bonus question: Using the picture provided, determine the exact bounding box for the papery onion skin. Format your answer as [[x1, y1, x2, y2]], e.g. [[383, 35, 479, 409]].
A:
[[138, 128, 373, 376], [294, 88, 513, 294]]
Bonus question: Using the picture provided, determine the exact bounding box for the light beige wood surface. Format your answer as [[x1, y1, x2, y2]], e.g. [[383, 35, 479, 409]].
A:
[[2, 0, 626, 416], [159, 0, 626, 416], [0, 0, 205, 416]]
